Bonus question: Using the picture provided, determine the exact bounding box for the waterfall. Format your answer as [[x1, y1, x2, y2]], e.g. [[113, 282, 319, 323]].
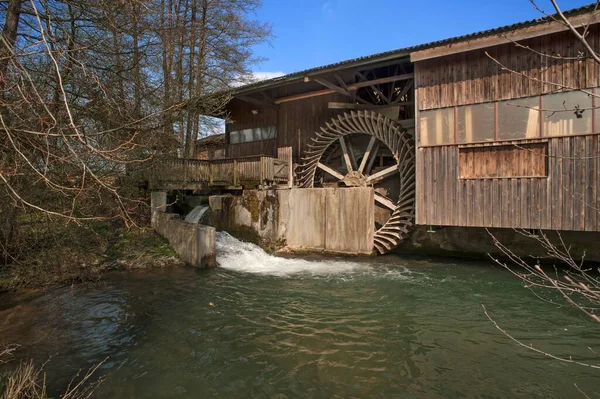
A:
[[184, 205, 210, 224]]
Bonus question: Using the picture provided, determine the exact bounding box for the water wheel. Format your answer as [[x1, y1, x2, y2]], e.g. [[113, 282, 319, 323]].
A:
[[297, 111, 415, 254]]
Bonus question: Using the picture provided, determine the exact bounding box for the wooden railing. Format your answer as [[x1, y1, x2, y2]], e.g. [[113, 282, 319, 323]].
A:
[[150, 154, 290, 189]]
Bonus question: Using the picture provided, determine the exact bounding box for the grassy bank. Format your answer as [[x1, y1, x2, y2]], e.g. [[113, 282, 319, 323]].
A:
[[0, 220, 184, 292]]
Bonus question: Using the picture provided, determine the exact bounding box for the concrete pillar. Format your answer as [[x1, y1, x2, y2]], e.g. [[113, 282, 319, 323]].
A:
[[151, 191, 167, 228], [197, 225, 216, 267]]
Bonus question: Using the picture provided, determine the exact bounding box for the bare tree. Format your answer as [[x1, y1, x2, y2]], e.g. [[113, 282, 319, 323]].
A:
[[0, 0, 270, 265]]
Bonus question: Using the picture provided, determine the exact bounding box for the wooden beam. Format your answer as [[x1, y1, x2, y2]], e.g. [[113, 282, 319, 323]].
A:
[[410, 11, 600, 62], [374, 192, 396, 210], [366, 165, 398, 184], [274, 89, 334, 104], [392, 79, 414, 103], [339, 136, 354, 173], [259, 91, 275, 106], [317, 162, 344, 180], [237, 95, 275, 108], [365, 143, 380, 175], [313, 78, 350, 96], [346, 138, 358, 170], [347, 73, 414, 91], [358, 137, 377, 174], [328, 102, 414, 110], [334, 74, 348, 90]]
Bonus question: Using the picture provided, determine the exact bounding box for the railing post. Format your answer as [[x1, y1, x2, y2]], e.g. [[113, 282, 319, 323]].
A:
[[233, 159, 238, 186], [260, 157, 266, 186], [183, 158, 188, 188], [287, 158, 293, 189]]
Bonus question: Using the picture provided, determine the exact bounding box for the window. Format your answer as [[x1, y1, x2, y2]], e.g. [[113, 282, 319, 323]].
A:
[[418, 88, 598, 148], [229, 126, 277, 144], [497, 97, 540, 140], [543, 90, 592, 136], [457, 103, 495, 143], [459, 142, 547, 179], [419, 108, 454, 146]]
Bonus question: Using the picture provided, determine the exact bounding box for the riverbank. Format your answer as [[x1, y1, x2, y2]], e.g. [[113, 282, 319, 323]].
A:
[[0, 222, 184, 292]]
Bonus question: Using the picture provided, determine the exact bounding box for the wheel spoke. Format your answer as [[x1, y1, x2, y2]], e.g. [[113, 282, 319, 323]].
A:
[[346, 139, 358, 171], [366, 165, 398, 185], [365, 143, 380, 175], [338, 136, 354, 173], [358, 136, 377, 174], [374, 192, 396, 210], [317, 162, 344, 180]]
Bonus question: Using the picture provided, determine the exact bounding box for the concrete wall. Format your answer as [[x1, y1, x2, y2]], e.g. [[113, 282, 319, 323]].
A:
[[153, 212, 216, 267]]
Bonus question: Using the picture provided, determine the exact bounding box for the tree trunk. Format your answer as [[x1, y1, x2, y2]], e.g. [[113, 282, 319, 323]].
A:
[[0, 0, 22, 92], [0, 0, 22, 262]]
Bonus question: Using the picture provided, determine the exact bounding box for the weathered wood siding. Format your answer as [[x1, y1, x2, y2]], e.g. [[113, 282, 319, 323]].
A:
[[276, 93, 346, 161], [415, 25, 600, 110], [416, 134, 599, 231], [227, 139, 277, 158], [414, 24, 600, 230], [225, 99, 278, 157], [226, 93, 346, 160], [458, 143, 547, 178]]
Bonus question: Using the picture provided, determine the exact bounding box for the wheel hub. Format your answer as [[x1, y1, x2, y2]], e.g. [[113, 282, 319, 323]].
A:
[[340, 171, 367, 187]]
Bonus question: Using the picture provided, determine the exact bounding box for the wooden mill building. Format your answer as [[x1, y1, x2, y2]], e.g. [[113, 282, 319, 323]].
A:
[[157, 4, 600, 254]]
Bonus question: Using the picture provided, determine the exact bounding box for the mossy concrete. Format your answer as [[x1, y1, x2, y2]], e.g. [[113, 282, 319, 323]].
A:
[[207, 190, 280, 246], [153, 212, 216, 267]]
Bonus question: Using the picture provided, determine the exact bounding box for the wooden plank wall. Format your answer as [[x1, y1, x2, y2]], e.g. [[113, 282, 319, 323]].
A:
[[415, 25, 600, 110], [225, 99, 278, 157], [227, 138, 277, 158], [277, 93, 346, 161], [416, 135, 599, 231], [458, 143, 547, 178], [226, 93, 346, 160]]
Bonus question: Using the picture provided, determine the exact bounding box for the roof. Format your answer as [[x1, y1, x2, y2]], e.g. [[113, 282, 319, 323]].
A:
[[232, 3, 597, 95], [195, 133, 225, 147]]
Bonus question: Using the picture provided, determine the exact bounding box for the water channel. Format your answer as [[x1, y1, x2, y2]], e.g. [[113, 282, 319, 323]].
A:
[[0, 232, 598, 398]]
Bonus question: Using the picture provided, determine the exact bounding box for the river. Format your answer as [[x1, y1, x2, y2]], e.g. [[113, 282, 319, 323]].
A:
[[0, 232, 598, 398]]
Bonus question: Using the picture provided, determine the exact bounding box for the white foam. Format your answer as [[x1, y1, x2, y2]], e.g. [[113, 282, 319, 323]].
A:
[[215, 232, 368, 277]]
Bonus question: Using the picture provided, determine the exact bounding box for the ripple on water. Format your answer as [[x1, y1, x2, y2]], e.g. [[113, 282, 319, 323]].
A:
[[0, 233, 597, 398]]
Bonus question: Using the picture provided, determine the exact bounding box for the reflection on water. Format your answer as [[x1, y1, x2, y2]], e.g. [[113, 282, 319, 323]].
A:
[[0, 234, 598, 398]]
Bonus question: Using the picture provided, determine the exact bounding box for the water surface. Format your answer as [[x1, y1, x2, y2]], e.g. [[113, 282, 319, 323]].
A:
[[0, 233, 598, 398]]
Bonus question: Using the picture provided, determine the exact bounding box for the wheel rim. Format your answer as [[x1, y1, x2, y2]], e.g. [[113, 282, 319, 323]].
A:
[[297, 111, 416, 254]]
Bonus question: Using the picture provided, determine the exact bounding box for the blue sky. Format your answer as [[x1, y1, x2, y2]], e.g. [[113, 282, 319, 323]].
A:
[[250, 0, 593, 79]]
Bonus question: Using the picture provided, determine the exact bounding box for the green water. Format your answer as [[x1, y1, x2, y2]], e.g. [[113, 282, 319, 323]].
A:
[[0, 233, 598, 398]]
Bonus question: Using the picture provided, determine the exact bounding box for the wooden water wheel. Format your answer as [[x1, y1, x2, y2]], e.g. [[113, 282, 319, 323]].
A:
[[297, 111, 415, 254]]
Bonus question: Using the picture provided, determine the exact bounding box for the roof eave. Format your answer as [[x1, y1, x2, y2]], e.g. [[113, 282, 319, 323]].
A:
[[410, 7, 600, 62], [230, 52, 411, 96]]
